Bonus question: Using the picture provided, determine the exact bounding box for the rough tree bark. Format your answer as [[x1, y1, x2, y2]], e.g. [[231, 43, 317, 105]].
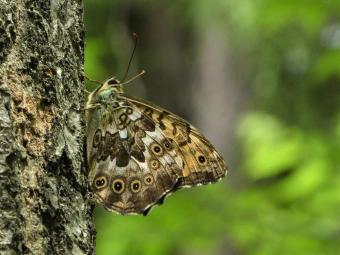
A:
[[0, 1, 94, 254]]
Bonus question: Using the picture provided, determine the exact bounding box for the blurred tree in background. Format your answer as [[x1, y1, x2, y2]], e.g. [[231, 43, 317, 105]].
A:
[[84, 0, 340, 254]]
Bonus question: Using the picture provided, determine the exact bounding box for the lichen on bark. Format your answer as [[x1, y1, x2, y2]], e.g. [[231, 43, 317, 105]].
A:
[[0, 0, 94, 254]]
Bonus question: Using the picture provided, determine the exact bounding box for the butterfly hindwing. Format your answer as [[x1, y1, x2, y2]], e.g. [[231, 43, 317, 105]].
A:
[[86, 101, 182, 215]]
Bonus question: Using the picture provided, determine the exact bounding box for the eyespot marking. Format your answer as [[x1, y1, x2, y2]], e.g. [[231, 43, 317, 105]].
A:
[[94, 176, 107, 190], [143, 174, 154, 185], [149, 159, 160, 170], [197, 154, 208, 166], [150, 142, 164, 156], [130, 179, 142, 193], [112, 178, 125, 194], [162, 139, 173, 151]]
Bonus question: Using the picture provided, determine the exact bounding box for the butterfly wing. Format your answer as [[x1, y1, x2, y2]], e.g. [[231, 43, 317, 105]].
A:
[[119, 95, 228, 189], [86, 99, 183, 215]]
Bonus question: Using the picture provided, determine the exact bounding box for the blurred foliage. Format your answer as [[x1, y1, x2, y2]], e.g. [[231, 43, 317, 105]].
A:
[[84, 0, 340, 254]]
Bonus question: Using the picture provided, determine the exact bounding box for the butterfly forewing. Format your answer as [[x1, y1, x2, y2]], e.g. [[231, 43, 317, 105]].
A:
[[119, 95, 228, 187]]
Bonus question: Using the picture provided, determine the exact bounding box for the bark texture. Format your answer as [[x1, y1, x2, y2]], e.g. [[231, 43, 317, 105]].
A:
[[0, 1, 94, 254]]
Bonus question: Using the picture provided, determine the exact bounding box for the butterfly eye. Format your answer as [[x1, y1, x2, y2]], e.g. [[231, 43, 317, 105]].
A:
[[107, 78, 120, 85], [150, 143, 163, 156], [93, 129, 102, 148], [143, 174, 154, 185], [197, 154, 208, 166], [94, 176, 107, 189], [149, 159, 160, 170], [130, 179, 142, 193], [112, 179, 125, 194]]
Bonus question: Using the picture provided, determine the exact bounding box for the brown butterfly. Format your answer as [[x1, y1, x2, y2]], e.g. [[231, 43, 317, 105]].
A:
[[85, 73, 228, 215]]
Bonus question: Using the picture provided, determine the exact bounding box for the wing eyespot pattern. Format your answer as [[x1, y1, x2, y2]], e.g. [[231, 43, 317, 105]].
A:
[[197, 154, 208, 166], [150, 142, 164, 156], [162, 139, 173, 151], [143, 174, 154, 185], [94, 176, 108, 190], [112, 178, 125, 194], [149, 159, 160, 170], [130, 179, 142, 193]]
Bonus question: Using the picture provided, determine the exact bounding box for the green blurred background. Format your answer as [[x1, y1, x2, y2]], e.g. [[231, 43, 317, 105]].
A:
[[84, 1, 340, 254]]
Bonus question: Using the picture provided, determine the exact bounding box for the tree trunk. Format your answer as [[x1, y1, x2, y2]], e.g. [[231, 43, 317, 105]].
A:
[[0, 1, 94, 254]]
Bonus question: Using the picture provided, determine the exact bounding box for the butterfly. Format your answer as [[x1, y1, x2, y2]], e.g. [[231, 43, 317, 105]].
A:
[[85, 73, 228, 215]]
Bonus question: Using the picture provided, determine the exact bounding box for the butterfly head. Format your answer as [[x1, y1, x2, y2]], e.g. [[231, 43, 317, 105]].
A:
[[86, 70, 145, 108], [86, 77, 124, 107], [101, 77, 125, 97]]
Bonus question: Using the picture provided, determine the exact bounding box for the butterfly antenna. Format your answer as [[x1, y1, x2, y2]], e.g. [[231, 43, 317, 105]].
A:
[[84, 75, 102, 85], [120, 70, 145, 85], [121, 33, 139, 82]]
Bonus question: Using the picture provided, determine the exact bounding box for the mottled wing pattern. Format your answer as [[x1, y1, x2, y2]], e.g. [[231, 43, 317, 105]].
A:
[[119, 95, 228, 189], [86, 99, 183, 215]]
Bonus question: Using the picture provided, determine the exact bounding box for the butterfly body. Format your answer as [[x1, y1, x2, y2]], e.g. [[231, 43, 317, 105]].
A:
[[86, 78, 228, 215]]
